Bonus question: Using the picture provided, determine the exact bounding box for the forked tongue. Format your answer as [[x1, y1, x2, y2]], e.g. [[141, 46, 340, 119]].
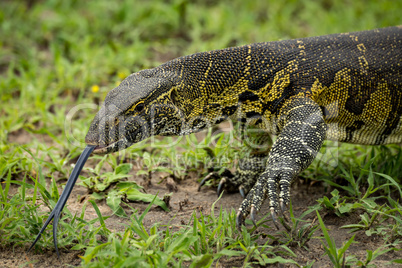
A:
[[28, 145, 95, 258]]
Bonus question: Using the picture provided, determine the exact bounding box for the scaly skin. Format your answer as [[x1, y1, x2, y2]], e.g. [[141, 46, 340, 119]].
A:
[[85, 26, 402, 228]]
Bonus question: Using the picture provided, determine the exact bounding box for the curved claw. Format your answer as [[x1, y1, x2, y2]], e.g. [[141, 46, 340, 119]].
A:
[[198, 172, 218, 191], [217, 177, 227, 197], [236, 210, 245, 231], [198, 172, 219, 192], [239, 186, 246, 199], [250, 205, 257, 228], [198, 176, 209, 191], [27, 145, 95, 257], [271, 208, 280, 230], [279, 200, 289, 222]]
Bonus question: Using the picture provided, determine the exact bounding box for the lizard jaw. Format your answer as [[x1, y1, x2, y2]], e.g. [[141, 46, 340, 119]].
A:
[[91, 137, 132, 154], [92, 144, 109, 154]]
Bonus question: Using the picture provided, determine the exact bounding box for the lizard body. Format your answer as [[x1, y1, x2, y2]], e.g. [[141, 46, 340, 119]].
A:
[[85, 26, 402, 225]]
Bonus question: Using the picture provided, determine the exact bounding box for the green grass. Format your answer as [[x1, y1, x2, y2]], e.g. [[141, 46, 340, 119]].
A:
[[1, 0, 402, 267]]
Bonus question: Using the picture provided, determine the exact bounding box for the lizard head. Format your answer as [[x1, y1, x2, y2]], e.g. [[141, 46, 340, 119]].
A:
[[85, 68, 185, 154]]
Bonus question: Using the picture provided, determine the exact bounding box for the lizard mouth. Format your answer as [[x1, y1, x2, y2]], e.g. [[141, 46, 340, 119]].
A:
[[91, 137, 132, 154], [92, 144, 109, 154]]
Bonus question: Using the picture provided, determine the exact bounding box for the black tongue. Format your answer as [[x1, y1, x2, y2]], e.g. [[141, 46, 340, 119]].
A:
[[27, 145, 95, 258]]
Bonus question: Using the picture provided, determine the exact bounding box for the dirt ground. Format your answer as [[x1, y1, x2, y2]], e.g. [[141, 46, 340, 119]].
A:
[[2, 174, 401, 267], [1, 131, 402, 267]]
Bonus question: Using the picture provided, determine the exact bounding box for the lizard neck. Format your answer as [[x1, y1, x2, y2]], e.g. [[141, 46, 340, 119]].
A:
[[161, 43, 294, 134]]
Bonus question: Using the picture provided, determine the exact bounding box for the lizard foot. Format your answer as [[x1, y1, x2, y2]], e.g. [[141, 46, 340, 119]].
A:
[[198, 168, 236, 192], [198, 168, 248, 197], [199, 155, 267, 199], [199, 170, 254, 198], [235, 170, 292, 230]]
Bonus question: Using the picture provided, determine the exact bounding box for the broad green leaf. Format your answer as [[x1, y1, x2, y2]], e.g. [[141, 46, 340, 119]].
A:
[[338, 203, 353, 214], [116, 181, 143, 190], [106, 190, 127, 218], [125, 188, 169, 211], [96, 174, 131, 191], [115, 163, 132, 175]]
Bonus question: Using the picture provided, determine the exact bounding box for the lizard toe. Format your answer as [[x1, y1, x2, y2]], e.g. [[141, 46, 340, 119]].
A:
[[217, 177, 227, 196], [279, 200, 290, 222], [270, 207, 280, 230], [239, 185, 246, 198], [198, 172, 219, 191], [236, 210, 246, 230], [250, 205, 257, 227]]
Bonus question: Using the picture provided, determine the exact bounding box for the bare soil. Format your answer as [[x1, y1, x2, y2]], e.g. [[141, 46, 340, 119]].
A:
[[2, 130, 401, 267]]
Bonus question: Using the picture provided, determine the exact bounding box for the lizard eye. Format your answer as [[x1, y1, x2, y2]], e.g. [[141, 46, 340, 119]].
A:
[[134, 103, 145, 113]]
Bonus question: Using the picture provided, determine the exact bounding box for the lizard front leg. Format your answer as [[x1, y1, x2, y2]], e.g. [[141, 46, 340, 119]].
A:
[[236, 96, 327, 228]]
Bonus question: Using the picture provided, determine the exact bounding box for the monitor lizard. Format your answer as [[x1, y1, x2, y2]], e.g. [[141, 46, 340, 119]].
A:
[[85, 26, 402, 228]]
